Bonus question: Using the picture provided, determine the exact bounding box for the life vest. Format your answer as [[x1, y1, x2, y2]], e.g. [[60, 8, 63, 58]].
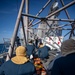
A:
[[34, 58, 47, 75]]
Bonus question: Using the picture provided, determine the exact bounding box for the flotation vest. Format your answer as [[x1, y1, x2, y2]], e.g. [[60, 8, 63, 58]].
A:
[[34, 58, 46, 75]]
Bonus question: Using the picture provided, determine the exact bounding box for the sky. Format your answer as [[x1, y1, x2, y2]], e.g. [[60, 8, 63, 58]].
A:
[[0, 0, 75, 43]]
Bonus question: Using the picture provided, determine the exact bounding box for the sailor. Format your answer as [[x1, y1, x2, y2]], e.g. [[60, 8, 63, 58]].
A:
[[51, 38, 75, 75], [0, 46, 37, 75], [15, 36, 21, 46], [37, 42, 50, 70], [26, 40, 35, 59], [38, 42, 49, 60], [35, 37, 39, 49]]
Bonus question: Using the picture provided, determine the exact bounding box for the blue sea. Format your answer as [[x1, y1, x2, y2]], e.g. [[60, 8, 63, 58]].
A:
[[0, 44, 8, 54], [0, 44, 8, 65]]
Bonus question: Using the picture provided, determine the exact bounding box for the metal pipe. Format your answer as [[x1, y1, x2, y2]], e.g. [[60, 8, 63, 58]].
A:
[[47, 0, 75, 18], [31, 20, 74, 28], [29, 0, 52, 26], [28, 27, 72, 30], [24, 0, 29, 43], [22, 13, 75, 22], [31, 20, 41, 27], [28, 28, 49, 30], [60, 28, 72, 30], [64, 31, 71, 37], [6, 0, 25, 61], [69, 24, 75, 37], [29, 22, 74, 33], [47, 22, 74, 29], [28, 0, 75, 27], [22, 13, 43, 19], [47, 18, 75, 22], [29, 22, 74, 30], [21, 17, 27, 46], [69, 23, 75, 38], [60, 0, 70, 19], [58, 22, 74, 28], [45, 21, 53, 34], [60, 0, 75, 37]]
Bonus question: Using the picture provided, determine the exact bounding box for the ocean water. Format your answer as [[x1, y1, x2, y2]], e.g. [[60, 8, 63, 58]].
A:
[[0, 44, 8, 54], [0, 44, 8, 65]]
